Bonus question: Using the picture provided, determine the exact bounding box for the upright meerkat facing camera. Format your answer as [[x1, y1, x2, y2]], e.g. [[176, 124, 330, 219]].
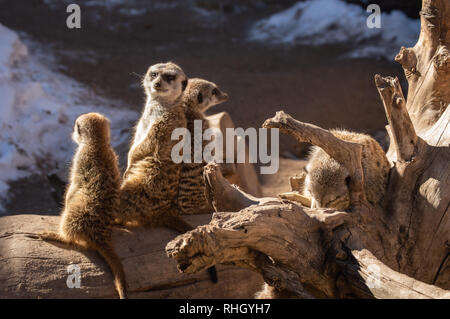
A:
[[39, 113, 127, 299], [303, 129, 390, 210], [124, 62, 187, 176], [177, 78, 228, 215], [118, 63, 218, 283], [118, 62, 190, 231]]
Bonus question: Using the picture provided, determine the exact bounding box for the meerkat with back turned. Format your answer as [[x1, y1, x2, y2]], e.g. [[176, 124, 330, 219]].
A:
[[177, 78, 229, 215], [117, 63, 218, 283], [39, 113, 127, 299]]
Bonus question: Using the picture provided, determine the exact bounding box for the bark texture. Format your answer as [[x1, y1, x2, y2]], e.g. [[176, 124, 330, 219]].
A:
[[205, 112, 262, 198]]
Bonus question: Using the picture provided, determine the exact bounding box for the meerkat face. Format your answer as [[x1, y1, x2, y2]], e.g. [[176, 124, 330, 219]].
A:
[[143, 62, 187, 103], [304, 147, 351, 210], [186, 78, 228, 112], [72, 112, 110, 145]]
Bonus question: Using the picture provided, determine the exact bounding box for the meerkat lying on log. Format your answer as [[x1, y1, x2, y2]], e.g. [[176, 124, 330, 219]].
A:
[[279, 129, 390, 210], [38, 113, 127, 299], [118, 62, 217, 283], [177, 78, 229, 215], [304, 129, 390, 210], [263, 129, 390, 299]]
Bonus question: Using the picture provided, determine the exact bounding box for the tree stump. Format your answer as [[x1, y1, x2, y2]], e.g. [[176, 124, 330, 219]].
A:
[[165, 0, 450, 298]]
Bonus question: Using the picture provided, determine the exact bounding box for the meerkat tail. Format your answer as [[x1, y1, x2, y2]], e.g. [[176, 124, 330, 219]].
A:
[[93, 241, 128, 299], [38, 231, 71, 245], [39, 231, 127, 299], [207, 266, 218, 284]]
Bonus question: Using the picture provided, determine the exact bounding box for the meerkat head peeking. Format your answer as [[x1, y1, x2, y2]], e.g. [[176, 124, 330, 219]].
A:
[[142, 62, 188, 102], [72, 112, 111, 145], [303, 146, 351, 210], [302, 129, 390, 211], [184, 78, 228, 112]]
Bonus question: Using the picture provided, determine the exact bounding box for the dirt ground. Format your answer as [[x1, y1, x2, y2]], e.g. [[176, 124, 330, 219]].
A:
[[0, 0, 405, 214]]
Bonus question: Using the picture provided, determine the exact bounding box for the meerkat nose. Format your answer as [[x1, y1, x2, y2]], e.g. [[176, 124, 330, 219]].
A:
[[154, 81, 161, 88]]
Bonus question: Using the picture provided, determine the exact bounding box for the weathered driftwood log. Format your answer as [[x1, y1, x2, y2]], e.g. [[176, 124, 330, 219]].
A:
[[0, 214, 262, 298], [166, 202, 449, 299], [166, 0, 450, 298], [205, 112, 262, 197], [203, 163, 276, 212]]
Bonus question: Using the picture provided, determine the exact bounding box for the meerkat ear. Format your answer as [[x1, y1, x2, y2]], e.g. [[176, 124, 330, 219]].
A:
[[182, 79, 188, 92]]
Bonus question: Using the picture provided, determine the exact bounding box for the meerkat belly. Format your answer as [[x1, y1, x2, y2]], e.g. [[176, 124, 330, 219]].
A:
[[133, 103, 165, 148]]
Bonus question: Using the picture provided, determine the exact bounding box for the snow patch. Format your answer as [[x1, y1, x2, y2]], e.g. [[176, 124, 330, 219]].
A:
[[248, 0, 420, 60], [0, 24, 137, 212]]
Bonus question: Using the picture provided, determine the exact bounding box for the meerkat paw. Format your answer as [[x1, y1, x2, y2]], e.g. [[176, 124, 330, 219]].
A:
[[278, 192, 312, 207], [37, 231, 67, 243]]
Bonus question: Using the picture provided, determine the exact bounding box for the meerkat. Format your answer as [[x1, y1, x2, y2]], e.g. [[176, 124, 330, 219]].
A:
[[177, 78, 229, 215], [257, 129, 390, 299], [38, 113, 127, 299], [303, 129, 390, 210], [118, 62, 190, 230], [117, 63, 218, 282]]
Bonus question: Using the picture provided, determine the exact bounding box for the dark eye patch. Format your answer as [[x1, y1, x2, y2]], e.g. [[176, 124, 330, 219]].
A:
[[150, 72, 157, 79], [212, 88, 219, 96], [162, 74, 176, 82], [76, 123, 81, 135], [197, 92, 203, 104]]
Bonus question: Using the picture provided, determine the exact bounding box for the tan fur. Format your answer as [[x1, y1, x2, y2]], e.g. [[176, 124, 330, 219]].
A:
[[117, 62, 191, 232], [118, 65, 218, 283], [255, 283, 299, 299], [39, 113, 127, 299], [177, 78, 228, 215], [304, 129, 390, 210]]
